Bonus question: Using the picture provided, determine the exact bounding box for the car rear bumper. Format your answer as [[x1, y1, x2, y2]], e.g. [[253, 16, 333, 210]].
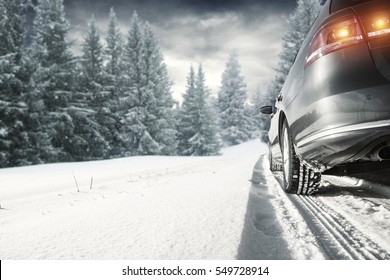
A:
[[297, 119, 390, 149], [294, 83, 390, 170], [297, 119, 390, 169]]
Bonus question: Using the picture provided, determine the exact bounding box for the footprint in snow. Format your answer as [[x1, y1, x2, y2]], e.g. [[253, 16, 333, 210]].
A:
[[252, 212, 283, 237]]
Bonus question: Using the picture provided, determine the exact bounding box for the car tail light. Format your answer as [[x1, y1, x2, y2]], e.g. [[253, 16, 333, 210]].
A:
[[306, 15, 365, 67], [367, 16, 390, 38]]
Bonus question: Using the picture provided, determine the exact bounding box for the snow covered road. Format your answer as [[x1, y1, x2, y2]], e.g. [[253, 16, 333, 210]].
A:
[[0, 140, 267, 259], [0, 140, 389, 259]]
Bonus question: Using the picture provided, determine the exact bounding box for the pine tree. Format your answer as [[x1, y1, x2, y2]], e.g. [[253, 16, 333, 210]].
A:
[[81, 15, 104, 92], [267, 0, 320, 100], [27, 0, 76, 162], [177, 66, 196, 155], [0, 0, 24, 59], [69, 14, 110, 161], [104, 7, 124, 157], [120, 11, 147, 155], [177, 65, 220, 156], [218, 50, 252, 145], [0, 0, 30, 167], [105, 7, 123, 80], [142, 23, 177, 155], [121, 12, 177, 156]]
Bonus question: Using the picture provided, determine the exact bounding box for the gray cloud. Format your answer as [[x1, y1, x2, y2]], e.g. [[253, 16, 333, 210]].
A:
[[62, 0, 297, 101], [152, 11, 287, 100], [64, 0, 296, 19]]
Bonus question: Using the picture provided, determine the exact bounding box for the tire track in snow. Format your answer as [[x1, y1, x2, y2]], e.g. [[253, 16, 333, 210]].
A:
[[271, 169, 390, 260], [294, 195, 390, 259]]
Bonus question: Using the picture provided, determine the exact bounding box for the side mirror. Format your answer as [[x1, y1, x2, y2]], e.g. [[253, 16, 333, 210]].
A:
[[260, 106, 274, 115]]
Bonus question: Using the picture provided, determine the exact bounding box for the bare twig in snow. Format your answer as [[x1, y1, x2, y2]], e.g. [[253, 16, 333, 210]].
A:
[[72, 171, 80, 192], [90, 177, 93, 190]]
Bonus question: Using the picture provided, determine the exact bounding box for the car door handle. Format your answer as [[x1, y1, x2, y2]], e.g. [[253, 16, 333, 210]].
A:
[[277, 94, 283, 102]]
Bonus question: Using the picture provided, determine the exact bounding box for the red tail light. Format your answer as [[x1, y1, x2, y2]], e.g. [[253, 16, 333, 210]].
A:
[[306, 15, 365, 67], [367, 16, 390, 38]]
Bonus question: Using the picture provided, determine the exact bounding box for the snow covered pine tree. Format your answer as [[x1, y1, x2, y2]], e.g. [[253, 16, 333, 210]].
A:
[[103, 7, 125, 157], [177, 65, 220, 156], [266, 0, 321, 102], [70, 14, 110, 161], [121, 12, 177, 156], [28, 0, 76, 163], [142, 23, 177, 155], [218, 50, 252, 146], [0, 0, 30, 167]]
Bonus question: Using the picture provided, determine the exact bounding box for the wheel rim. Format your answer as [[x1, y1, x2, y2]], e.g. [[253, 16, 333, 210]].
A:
[[282, 126, 290, 186]]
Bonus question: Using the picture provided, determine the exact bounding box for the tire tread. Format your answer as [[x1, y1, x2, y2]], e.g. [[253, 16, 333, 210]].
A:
[[282, 122, 321, 195]]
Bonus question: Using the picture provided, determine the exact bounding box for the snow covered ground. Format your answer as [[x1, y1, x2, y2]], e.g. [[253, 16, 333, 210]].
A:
[[0, 140, 266, 259], [0, 140, 389, 260]]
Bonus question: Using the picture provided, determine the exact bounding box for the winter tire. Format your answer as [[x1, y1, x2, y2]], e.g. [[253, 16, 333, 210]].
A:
[[269, 151, 280, 171], [281, 121, 321, 195]]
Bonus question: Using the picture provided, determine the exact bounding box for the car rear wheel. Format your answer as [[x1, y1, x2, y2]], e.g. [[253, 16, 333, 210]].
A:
[[281, 121, 321, 195]]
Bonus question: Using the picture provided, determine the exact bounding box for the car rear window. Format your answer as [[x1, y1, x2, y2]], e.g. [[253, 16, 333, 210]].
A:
[[331, 0, 373, 13]]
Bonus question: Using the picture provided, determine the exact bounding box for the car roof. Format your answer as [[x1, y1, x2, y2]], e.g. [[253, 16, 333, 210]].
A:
[[330, 0, 374, 13]]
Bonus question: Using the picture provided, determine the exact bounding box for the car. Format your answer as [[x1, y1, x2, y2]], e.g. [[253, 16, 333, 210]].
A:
[[261, 0, 390, 195]]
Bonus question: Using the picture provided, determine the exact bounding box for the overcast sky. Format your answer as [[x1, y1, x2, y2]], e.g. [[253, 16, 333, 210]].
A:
[[62, 0, 297, 101]]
